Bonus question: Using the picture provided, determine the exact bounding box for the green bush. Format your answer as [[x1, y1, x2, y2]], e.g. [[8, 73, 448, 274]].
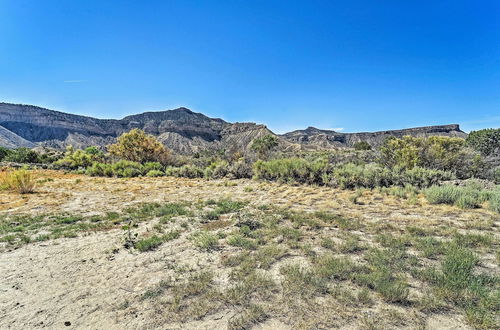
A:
[[204, 160, 229, 179], [425, 185, 461, 205], [488, 190, 500, 213], [353, 141, 372, 151], [55, 146, 104, 169], [0, 147, 10, 161], [399, 166, 454, 188], [85, 160, 145, 177], [330, 163, 452, 189], [111, 160, 144, 177], [253, 157, 329, 184], [146, 170, 164, 177], [143, 162, 163, 172], [380, 136, 484, 179], [85, 162, 113, 177], [3, 148, 40, 163], [251, 134, 279, 160], [466, 128, 500, 156], [422, 243, 498, 329], [331, 163, 392, 189], [424, 184, 496, 210], [227, 158, 253, 179]]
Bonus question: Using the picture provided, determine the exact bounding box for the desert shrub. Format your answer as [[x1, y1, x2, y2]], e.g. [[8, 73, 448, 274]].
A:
[[397, 166, 454, 187], [143, 162, 163, 172], [330, 163, 450, 189], [146, 170, 164, 177], [380, 136, 484, 179], [55, 146, 104, 169], [204, 160, 229, 179], [353, 141, 372, 151], [86, 160, 145, 178], [488, 190, 500, 213], [331, 163, 393, 189], [425, 185, 461, 205], [466, 128, 500, 156], [111, 160, 144, 177], [108, 129, 170, 164], [85, 162, 113, 177], [165, 164, 204, 178], [0, 147, 10, 161], [0, 169, 36, 193], [251, 134, 279, 160], [227, 158, 253, 179], [253, 157, 329, 184], [425, 184, 496, 210], [3, 148, 40, 163]]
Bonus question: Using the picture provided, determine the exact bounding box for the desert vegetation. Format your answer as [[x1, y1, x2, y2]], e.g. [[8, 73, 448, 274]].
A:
[[0, 129, 499, 329]]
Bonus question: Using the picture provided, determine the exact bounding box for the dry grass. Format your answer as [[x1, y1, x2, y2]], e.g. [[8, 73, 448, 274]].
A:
[[0, 169, 36, 194]]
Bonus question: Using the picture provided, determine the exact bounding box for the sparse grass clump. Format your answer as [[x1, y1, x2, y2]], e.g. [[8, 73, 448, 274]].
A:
[[353, 248, 410, 303], [135, 230, 181, 252], [313, 254, 357, 280], [191, 231, 219, 251], [202, 198, 247, 221], [228, 304, 267, 330], [280, 264, 327, 298], [421, 243, 499, 328], [226, 234, 257, 250], [156, 202, 190, 222]]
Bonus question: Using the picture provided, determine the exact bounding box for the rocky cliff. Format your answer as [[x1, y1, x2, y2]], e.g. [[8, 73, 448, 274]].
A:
[[0, 102, 467, 153]]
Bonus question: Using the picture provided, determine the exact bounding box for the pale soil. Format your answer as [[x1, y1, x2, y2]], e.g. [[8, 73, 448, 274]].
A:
[[0, 171, 497, 329]]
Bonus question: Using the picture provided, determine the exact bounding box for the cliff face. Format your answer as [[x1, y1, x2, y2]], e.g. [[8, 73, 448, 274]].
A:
[[0, 102, 467, 154]]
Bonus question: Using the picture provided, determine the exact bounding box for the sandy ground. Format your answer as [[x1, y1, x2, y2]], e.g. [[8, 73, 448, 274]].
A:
[[0, 171, 497, 329]]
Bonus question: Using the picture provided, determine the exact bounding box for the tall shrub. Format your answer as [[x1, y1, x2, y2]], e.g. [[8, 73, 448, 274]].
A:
[[108, 129, 170, 164]]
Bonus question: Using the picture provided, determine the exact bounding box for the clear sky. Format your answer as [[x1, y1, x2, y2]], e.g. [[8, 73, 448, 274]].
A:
[[0, 1, 498, 133]]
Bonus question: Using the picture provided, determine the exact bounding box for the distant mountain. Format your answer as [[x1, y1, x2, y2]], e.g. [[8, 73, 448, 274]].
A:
[[282, 124, 467, 149], [0, 102, 467, 154]]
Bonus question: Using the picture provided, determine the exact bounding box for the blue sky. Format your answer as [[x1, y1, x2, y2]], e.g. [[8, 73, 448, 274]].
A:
[[0, 1, 498, 133]]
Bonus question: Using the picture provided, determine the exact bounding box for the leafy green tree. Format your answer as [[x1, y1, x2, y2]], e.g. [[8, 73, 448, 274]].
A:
[[251, 134, 279, 160]]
